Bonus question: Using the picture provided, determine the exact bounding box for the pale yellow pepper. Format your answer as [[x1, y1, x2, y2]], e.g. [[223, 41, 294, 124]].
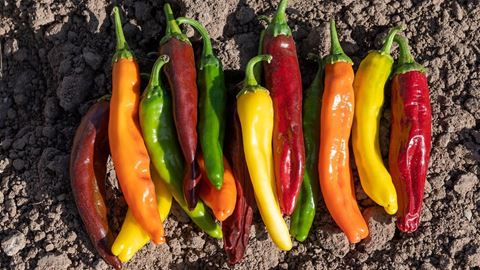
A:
[[237, 54, 292, 251], [352, 27, 402, 215], [111, 167, 172, 262]]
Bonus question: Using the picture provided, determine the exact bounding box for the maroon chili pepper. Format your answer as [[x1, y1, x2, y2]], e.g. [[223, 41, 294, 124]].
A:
[[262, 0, 305, 215], [389, 34, 432, 233], [159, 4, 199, 210], [222, 91, 255, 264], [69, 100, 122, 270]]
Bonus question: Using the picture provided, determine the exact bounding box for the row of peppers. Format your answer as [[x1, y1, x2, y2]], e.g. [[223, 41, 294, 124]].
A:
[[69, 0, 432, 268]]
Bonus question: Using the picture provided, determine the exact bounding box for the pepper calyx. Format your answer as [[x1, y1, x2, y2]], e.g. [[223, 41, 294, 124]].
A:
[[393, 34, 427, 75], [265, 0, 292, 37], [199, 54, 220, 70], [112, 6, 134, 63], [160, 4, 191, 45]]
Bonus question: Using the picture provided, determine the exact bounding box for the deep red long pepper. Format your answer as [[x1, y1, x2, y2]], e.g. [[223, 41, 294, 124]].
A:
[[389, 34, 432, 233], [159, 4, 200, 210], [222, 96, 255, 264], [70, 100, 121, 270], [262, 0, 305, 215]]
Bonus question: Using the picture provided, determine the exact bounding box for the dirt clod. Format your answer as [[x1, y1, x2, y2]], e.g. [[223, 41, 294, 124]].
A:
[[362, 207, 396, 253]]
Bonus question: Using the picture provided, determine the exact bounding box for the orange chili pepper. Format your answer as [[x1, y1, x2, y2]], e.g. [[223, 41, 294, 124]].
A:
[[108, 7, 164, 244], [318, 20, 369, 243], [198, 156, 237, 221]]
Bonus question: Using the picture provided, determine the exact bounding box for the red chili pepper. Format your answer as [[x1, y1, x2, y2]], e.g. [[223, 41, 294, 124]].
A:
[[70, 100, 122, 270], [262, 0, 305, 215], [389, 34, 432, 233], [159, 4, 200, 210], [222, 95, 255, 264]]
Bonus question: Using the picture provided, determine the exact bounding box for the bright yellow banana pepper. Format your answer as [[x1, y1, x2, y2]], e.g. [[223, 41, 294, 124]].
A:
[[352, 26, 402, 215], [236, 54, 292, 251], [111, 167, 172, 262]]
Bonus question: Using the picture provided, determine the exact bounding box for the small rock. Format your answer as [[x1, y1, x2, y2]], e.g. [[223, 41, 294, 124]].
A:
[[12, 159, 25, 171], [35, 254, 72, 270], [236, 6, 255, 25], [1, 231, 26, 256], [0, 192, 4, 204], [4, 38, 19, 56], [0, 158, 11, 173], [44, 98, 60, 120], [82, 51, 103, 70], [45, 243, 55, 252], [32, 2, 55, 29], [467, 249, 480, 267], [56, 72, 92, 112], [437, 133, 450, 148], [362, 207, 396, 253], [5, 199, 17, 217], [454, 173, 478, 197], [13, 136, 27, 150], [463, 209, 472, 221]]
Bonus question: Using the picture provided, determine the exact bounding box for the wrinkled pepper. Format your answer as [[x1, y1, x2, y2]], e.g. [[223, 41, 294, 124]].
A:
[[319, 20, 369, 243], [70, 100, 122, 270], [198, 156, 237, 221], [109, 6, 164, 244], [352, 26, 403, 215], [177, 17, 227, 190], [138, 55, 223, 239], [237, 54, 292, 251], [111, 167, 172, 263], [389, 34, 432, 232], [262, 0, 305, 215], [223, 95, 255, 264], [290, 56, 323, 242], [159, 4, 200, 210]]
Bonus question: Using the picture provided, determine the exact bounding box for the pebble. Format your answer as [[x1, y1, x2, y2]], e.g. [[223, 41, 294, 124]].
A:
[[1, 231, 26, 256], [362, 207, 396, 253], [45, 243, 55, 252], [454, 173, 478, 197], [12, 159, 25, 171], [463, 209, 472, 221], [35, 254, 72, 270]]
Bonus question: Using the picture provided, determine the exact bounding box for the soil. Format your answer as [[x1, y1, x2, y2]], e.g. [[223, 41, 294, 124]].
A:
[[1, 0, 479, 269]]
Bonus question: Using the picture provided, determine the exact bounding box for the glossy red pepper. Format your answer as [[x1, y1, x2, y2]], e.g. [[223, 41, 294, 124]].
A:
[[389, 34, 432, 233], [70, 100, 122, 270], [222, 93, 255, 264], [262, 0, 305, 215], [159, 4, 200, 210]]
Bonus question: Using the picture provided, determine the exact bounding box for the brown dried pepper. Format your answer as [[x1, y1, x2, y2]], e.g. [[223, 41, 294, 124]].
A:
[[70, 100, 121, 270]]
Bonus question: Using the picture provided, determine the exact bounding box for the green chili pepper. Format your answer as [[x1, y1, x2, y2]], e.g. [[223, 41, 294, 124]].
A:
[[289, 57, 323, 242], [176, 17, 227, 190], [139, 55, 222, 239]]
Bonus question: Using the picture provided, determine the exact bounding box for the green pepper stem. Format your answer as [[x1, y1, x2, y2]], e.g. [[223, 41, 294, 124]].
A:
[[325, 19, 352, 64], [253, 29, 266, 82], [394, 35, 414, 65], [380, 25, 403, 55], [113, 6, 128, 52], [148, 55, 170, 87], [164, 4, 182, 36], [267, 0, 291, 37], [177, 17, 213, 56], [273, 0, 288, 25], [245, 54, 272, 87]]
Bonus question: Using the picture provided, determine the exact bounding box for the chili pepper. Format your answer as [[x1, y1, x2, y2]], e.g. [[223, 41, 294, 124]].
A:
[[70, 100, 121, 270], [198, 156, 237, 221], [111, 167, 172, 263], [262, 0, 305, 215], [318, 20, 369, 243], [109, 6, 164, 244], [389, 34, 431, 233], [159, 4, 199, 210], [237, 54, 292, 251], [289, 56, 323, 242], [222, 96, 255, 264], [139, 55, 222, 239], [176, 17, 227, 190], [352, 26, 403, 215]]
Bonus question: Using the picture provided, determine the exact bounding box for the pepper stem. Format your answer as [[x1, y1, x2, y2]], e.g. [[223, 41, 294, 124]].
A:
[[379, 25, 403, 55], [177, 17, 213, 57], [393, 34, 426, 75], [148, 55, 170, 87], [164, 4, 182, 36], [112, 6, 133, 62], [266, 0, 291, 37], [245, 54, 272, 87], [325, 19, 352, 64]]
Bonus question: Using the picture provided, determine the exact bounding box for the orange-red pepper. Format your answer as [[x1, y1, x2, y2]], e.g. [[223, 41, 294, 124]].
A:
[[318, 20, 369, 243], [198, 156, 237, 221], [108, 6, 164, 244]]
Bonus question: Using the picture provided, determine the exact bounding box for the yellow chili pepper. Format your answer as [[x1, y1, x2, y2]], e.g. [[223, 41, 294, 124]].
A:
[[111, 167, 172, 263], [236, 54, 292, 251], [352, 26, 402, 215]]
